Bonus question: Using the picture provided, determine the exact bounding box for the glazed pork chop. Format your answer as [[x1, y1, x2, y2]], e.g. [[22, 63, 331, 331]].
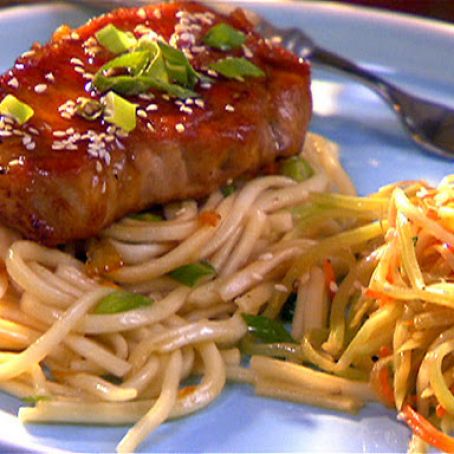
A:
[[0, 1, 311, 245]]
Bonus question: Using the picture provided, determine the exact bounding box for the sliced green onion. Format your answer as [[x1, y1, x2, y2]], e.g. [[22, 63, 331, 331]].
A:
[[280, 156, 314, 182], [0, 94, 34, 125], [221, 183, 236, 197], [95, 24, 137, 54], [93, 46, 199, 98], [169, 260, 216, 287], [94, 291, 153, 314], [157, 41, 200, 89], [210, 57, 265, 80], [203, 23, 246, 51], [242, 313, 296, 343], [23, 395, 50, 404], [75, 97, 104, 120], [102, 91, 137, 132], [129, 212, 162, 222]]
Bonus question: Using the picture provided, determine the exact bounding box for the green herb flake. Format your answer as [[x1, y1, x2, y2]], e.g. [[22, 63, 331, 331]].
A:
[[169, 260, 216, 287], [210, 57, 265, 80], [242, 313, 296, 343], [280, 156, 314, 182], [129, 212, 162, 222], [412, 235, 419, 247], [203, 23, 246, 51], [0, 94, 34, 125], [102, 91, 137, 132], [221, 183, 236, 197], [94, 291, 154, 314], [23, 395, 51, 404], [95, 24, 137, 54]]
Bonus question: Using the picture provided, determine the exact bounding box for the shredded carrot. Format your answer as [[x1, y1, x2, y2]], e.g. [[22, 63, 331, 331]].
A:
[[323, 259, 337, 299], [378, 366, 395, 407], [426, 208, 439, 221], [364, 288, 393, 306], [379, 345, 392, 358], [401, 404, 454, 453], [178, 385, 197, 398], [199, 211, 221, 227], [436, 404, 447, 419]]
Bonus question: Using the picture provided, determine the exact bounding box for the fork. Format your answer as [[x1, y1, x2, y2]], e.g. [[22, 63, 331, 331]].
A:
[[8, 0, 454, 158]]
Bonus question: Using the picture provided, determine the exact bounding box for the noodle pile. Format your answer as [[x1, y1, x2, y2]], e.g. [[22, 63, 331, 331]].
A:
[[1, 130, 453, 453]]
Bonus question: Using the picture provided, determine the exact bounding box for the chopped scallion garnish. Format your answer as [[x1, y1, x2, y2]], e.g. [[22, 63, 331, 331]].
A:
[[221, 183, 236, 197], [95, 24, 137, 54], [210, 57, 265, 80], [94, 291, 153, 314], [169, 260, 216, 287], [203, 23, 246, 51], [129, 212, 162, 222], [75, 97, 104, 120], [242, 313, 296, 343], [0, 94, 34, 125], [280, 156, 314, 182], [102, 91, 137, 132]]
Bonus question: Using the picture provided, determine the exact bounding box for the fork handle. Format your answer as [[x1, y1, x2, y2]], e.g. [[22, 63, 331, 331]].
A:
[[310, 46, 398, 105]]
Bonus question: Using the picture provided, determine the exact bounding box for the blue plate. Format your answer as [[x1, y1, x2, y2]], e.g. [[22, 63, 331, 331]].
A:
[[0, 1, 453, 452]]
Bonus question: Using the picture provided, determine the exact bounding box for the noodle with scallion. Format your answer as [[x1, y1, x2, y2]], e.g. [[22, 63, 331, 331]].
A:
[[0, 132, 453, 453]]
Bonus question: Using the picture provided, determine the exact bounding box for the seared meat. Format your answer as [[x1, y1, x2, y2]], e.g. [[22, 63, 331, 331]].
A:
[[0, 1, 311, 245]]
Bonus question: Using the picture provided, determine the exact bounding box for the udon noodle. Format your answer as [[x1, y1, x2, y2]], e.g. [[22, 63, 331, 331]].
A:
[[2, 131, 454, 453]]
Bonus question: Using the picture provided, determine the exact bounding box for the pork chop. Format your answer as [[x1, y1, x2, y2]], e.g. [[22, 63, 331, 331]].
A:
[[0, 1, 311, 245]]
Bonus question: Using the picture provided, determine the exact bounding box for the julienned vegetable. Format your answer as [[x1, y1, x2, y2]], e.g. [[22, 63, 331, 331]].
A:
[[203, 23, 246, 51], [169, 261, 216, 287], [103, 91, 137, 132], [94, 291, 154, 314], [242, 314, 296, 344], [95, 23, 138, 54], [0, 94, 34, 125], [210, 57, 265, 80]]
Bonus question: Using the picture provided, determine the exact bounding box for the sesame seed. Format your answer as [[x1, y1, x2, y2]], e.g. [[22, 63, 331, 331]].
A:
[[271, 35, 282, 44], [25, 142, 36, 151], [137, 109, 147, 119], [274, 284, 288, 293], [0, 131, 12, 137], [7, 77, 19, 89], [70, 57, 84, 66], [162, 94, 170, 101], [146, 103, 158, 112], [74, 66, 85, 74], [21, 50, 35, 58], [28, 127, 39, 135], [175, 100, 183, 106], [52, 142, 65, 150], [194, 99, 205, 108], [61, 113, 72, 119], [139, 93, 155, 100], [191, 45, 206, 53], [147, 122, 155, 132], [207, 69, 218, 78], [225, 104, 235, 112], [66, 127, 75, 134], [137, 8, 146, 19], [22, 135, 32, 145], [242, 45, 253, 58], [200, 82, 212, 89], [34, 84, 47, 93], [175, 123, 185, 133], [180, 105, 193, 114], [96, 161, 103, 173], [185, 98, 194, 105], [45, 72, 55, 82], [71, 32, 80, 40], [53, 130, 66, 138], [15, 64, 24, 70], [83, 73, 94, 80]]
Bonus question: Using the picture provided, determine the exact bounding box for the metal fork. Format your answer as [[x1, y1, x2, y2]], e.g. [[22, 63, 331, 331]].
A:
[[8, 0, 454, 158]]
